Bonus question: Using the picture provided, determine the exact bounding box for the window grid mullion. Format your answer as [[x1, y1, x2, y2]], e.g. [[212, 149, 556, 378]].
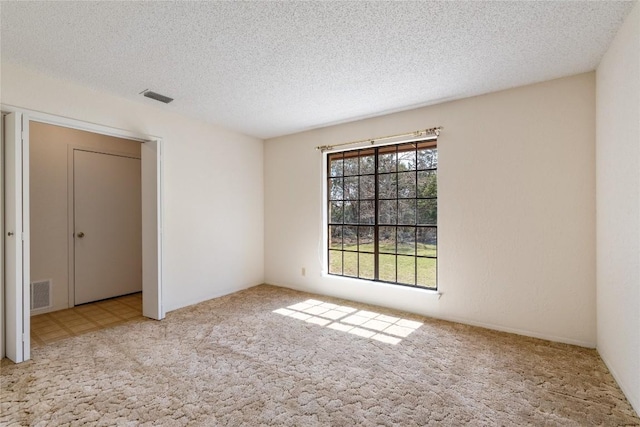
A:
[[356, 150, 361, 278], [395, 145, 398, 284], [374, 148, 380, 281], [414, 144, 418, 286], [341, 153, 345, 275]]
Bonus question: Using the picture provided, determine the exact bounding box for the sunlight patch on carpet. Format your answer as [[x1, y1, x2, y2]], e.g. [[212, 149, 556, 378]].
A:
[[273, 299, 422, 345]]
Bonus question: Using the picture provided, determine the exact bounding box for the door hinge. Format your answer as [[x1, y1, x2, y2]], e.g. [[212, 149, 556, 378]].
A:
[[22, 333, 26, 342], [21, 232, 25, 241]]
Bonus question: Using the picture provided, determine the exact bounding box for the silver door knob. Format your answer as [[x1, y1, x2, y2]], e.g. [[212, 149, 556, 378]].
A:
[[77, 232, 85, 238]]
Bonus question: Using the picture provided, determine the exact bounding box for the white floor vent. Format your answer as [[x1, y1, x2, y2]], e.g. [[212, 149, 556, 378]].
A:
[[31, 280, 52, 311]]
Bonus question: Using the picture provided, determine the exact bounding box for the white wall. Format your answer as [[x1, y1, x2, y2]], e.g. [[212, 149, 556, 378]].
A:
[[596, 2, 640, 415], [265, 73, 596, 347], [1, 62, 265, 313], [30, 122, 141, 313]]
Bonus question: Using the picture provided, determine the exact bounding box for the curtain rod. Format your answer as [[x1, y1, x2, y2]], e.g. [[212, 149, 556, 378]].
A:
[[315, 126, 443, 152]]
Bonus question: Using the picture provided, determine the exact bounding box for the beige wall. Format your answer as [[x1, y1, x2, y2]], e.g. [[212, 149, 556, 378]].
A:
[[596, 1, 640, 415], [30, 121, 141, 313], [265, 72, 596, 347]]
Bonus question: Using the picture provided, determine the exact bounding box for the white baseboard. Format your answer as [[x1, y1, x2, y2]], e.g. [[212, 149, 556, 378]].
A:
[[267, 281, 596, 348], [598, 347, 640, 417], [435, 314, 596, 348], [164, 282, 261, 313]]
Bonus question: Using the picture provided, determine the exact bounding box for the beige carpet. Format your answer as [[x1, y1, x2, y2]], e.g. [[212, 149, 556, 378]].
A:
[[1, 285, 638, 426]]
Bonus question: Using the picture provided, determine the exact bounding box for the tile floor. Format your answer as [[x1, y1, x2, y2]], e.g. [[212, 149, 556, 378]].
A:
[[31, 293, 144, 348]]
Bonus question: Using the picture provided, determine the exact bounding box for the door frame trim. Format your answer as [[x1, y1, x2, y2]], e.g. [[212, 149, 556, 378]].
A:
[[68, 146, 142, 309], [1, 112, 29, 362], [2, 104, 164, 362]]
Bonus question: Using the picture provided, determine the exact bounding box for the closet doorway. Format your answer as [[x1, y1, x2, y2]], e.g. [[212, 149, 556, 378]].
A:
[[30, 122, 144, 315], [3, 110, 163, 363]]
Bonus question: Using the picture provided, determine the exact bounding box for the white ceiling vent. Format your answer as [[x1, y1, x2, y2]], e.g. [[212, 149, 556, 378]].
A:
[[31, 280, 52, 311]]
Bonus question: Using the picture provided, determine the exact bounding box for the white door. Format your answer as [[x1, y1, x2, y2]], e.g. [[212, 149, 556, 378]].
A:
[[1, 113, 3, 359], [4, 112, 30, 362], [74, 150, 142, 305], [141, 139, 163, 320]]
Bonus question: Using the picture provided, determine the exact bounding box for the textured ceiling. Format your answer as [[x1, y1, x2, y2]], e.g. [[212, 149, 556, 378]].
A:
[[0, 1, 635, 139]]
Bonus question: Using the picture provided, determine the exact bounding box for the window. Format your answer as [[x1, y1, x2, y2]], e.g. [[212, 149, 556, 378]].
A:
[[327, 139, 437, 289]]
